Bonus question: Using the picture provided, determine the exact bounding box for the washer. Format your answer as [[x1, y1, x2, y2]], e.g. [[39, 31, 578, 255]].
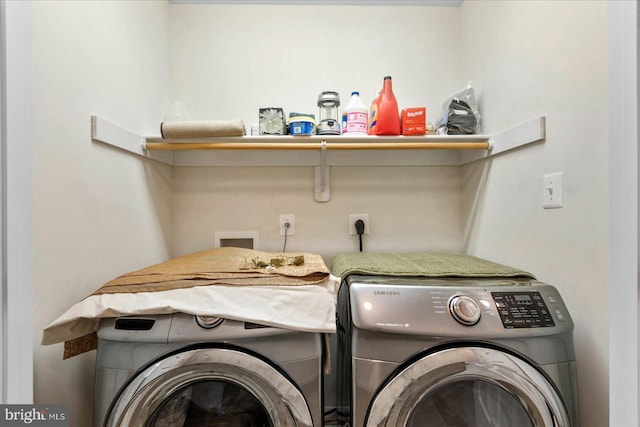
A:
[[337, 275, 578, 427], [93, 312, 324, 427]]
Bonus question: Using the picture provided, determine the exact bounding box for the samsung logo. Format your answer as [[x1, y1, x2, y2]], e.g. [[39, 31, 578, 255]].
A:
[[374, 290, 401, 296]]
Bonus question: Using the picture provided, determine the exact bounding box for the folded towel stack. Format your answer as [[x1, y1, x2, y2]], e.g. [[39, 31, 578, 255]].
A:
[[331, 252, 535, 280], [161, 119, 245, 138]]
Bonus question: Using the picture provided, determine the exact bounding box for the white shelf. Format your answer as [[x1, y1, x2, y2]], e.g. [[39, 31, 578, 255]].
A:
[[90, 115, 546, 201]]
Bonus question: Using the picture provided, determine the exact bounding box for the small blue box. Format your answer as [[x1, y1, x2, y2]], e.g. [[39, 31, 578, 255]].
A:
[[289, 113, 316, 136]]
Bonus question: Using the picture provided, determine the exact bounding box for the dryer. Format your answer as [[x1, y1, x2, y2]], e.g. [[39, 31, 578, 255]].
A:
[[94, 313, 323, 427], [337, 275, 578, 427]]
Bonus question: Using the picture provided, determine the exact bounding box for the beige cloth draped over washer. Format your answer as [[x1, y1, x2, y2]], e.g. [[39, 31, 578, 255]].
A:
[[42, 247, 336, 359]]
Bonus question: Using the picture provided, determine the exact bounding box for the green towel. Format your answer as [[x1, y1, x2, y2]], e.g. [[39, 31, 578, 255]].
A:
[[331, 252, 535, 280]]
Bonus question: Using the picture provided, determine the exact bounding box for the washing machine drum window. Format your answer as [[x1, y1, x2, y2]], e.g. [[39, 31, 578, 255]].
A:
[[366, 347, 571, 427], [105, 347, 313, 427], [406, 379, 533, 426], [145, 380, 270, 426]]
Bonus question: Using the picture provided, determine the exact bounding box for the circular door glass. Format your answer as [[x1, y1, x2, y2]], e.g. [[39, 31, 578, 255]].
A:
[[406, 378, 533, 427], [107, 348, 313, 427], [145, 379, 273, 427], [366, 347, 570, 427]]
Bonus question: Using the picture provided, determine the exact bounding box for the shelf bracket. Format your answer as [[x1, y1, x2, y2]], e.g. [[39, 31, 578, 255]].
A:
[[91, 116, 174, 165], [314, 140, 330, 202], [459, 116, 546, 164]]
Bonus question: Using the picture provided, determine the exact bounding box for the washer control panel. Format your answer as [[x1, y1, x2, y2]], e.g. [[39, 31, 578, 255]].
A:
[[492, 291, 555, 328], [346, 276, 572, 336]]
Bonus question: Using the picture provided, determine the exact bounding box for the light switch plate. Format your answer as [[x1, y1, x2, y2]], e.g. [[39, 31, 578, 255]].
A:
[[542, 172, 563, 209]]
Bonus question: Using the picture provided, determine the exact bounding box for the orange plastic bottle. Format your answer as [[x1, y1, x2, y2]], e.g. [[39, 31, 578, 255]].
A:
[[371, 76, 400, 135]]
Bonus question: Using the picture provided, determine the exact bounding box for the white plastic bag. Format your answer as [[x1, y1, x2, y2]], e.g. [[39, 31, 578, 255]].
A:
[[436, 82, 481, 135]]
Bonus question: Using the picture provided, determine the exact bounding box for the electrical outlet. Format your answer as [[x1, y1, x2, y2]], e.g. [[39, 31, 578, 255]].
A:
[[349, 214, 370, 235], [279, 214, 296, 236], [542, 172, 563, 209]]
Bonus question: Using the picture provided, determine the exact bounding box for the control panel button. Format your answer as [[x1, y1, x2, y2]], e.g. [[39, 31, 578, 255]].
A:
[[449, 295, 481, 326]]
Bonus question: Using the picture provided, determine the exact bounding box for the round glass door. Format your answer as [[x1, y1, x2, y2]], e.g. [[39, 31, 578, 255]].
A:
[[406, 378, 534, 426], [106, 347, 312, 427], [366, 347, 571, 427], [145, 379, 273, 427]]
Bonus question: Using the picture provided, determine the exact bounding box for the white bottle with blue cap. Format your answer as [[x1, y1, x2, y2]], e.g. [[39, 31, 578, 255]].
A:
[[342, 91, 369, 135]]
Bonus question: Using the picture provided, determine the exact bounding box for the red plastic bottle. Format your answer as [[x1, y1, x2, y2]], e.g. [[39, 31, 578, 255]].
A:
[[371, 76, 400, 135]]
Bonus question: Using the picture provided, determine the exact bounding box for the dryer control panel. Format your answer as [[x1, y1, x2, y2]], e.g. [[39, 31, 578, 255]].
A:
[[492, 291, 555, 328], [345, 275, 573, 337]]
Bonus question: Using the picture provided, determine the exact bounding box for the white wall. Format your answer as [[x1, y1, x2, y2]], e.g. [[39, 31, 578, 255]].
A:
[[460, 1, 609, 426], [32, 2, 172, 426], [171, 166, 464, 260], [168, 4, 464, 128]]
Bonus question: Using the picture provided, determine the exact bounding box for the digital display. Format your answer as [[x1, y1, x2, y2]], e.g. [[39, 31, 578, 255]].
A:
[[491, 291, 555, 329]]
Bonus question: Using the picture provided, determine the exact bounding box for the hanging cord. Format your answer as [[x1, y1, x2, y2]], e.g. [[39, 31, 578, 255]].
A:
[[355, 219, 365, 252], [282, 221, 290, 252]]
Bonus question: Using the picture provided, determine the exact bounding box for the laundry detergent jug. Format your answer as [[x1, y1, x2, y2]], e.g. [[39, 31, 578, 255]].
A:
[[369, 76, 400, 136]]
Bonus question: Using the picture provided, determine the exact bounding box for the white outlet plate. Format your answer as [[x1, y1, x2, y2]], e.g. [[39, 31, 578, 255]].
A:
[[349, 214, 370, 235], [542, 172, 563, 209], [279, 214, 296, 236]]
